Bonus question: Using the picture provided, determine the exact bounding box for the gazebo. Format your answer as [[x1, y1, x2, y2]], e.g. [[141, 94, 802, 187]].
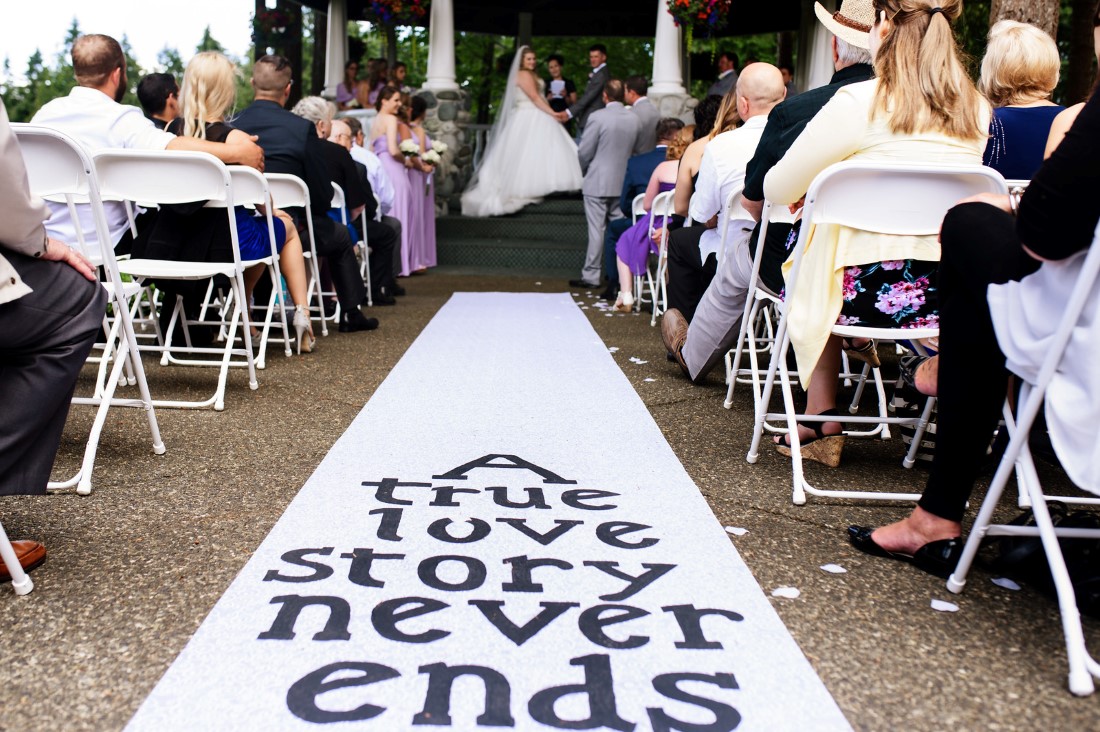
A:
[[291, 0, 835, 209]]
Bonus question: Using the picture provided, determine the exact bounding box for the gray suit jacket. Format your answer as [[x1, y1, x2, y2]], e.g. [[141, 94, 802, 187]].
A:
[[578, 101, 640, 198], [707, 70, 737, 98], [0, 100, 50, 305], [569, 64, 610, 131], [630, 97, 659, 155]]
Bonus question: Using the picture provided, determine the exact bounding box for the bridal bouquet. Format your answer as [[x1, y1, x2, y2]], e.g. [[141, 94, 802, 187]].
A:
[[431, 140, 448, 155], [399, 139, 420, 158], [422, 149, 442, 165]]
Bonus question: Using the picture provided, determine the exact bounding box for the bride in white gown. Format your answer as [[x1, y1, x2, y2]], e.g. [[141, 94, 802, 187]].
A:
[[461, 46, 583, 217]]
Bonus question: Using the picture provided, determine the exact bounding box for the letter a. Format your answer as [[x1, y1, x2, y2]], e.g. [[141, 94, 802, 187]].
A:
[[433, 455, 577, 484]]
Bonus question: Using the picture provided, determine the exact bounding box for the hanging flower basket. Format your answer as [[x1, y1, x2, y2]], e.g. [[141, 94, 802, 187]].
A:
[[253, 9, 291, 47], [365, 0, 430, 27], [666, 0, 732, 36]]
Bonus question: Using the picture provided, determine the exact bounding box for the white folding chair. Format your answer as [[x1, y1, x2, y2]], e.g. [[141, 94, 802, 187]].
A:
[[266, 173, 330, 336], [746, 161, 1007, 505], [947, 221, 1100, 696], [96, 149, 258, 412], [648, 190, 676, 326], [0, 521, 33, 596], [228, 166, 292, 367], [13, 125, 166, 495], [630, 192, 646, 224], [331, 182, 372, 307]]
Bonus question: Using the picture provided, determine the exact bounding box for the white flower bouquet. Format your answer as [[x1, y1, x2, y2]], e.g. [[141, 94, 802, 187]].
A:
[[398, 139, 420, 157], [430, 140, 448, 155], [422, 149, 442, 165]]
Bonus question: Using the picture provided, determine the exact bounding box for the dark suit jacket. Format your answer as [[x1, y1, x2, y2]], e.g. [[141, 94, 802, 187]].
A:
[[318, 138, 374, 218], [569, 64, 610, 130], [741, 63, 874, 293], [231, 100, 334, 237], [619, 145, 667, 217]]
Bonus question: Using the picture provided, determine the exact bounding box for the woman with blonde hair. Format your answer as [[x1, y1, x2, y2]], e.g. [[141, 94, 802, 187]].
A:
[[762, 0, 989, 470], [173, 51, 316, 353], [980, 20, 1063, 179], [612, 124, 694, 312]]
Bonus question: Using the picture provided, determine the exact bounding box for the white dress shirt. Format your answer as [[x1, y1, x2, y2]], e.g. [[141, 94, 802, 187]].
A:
[[688, 114, 770, 262], [350, 143, 394, 220], [31, 86, 175, 257]]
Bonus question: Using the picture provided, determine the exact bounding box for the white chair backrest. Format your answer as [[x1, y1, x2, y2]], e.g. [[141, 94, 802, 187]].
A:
[[631, 193, 646, 223], [331, 182, 346, 210], [650, 190, 676, 219], [93, 149, 231, 207], [13, 124, 111, 265], [227, 165, 270, 208], [265, 173, 311, 210], [804, 161, 1007, 236]]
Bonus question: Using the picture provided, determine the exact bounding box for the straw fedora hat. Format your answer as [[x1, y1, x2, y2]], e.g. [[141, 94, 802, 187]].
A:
[[814, 0, 874, 49]]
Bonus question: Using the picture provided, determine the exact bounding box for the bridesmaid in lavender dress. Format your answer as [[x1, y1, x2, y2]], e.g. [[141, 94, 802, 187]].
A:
[[369, 86, 416, 275], [406, 96, 437, 272]]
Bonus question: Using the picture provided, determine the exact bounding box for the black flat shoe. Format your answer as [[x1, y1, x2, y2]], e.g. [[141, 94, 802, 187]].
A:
[[847, 525, 963, 579], [338, 312, 380, 332]]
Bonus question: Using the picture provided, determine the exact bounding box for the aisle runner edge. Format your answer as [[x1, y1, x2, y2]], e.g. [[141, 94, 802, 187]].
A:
[[127, 292, 851, 732]]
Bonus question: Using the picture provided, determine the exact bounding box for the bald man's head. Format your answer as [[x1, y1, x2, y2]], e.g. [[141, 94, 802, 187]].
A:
[[734, 62, 786, 119], [329, 120, 353, 150]]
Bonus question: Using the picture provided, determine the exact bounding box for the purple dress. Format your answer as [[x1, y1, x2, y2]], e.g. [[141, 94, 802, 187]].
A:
[[407, 129, 438, 271], [372, 134, 415, 275], [616, 181, 676, 274]]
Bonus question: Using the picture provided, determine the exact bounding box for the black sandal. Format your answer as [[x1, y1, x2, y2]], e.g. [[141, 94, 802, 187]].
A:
[[899, 352, 936, 396], [773, 408, 846, 468], [842, 338, 880, 368]]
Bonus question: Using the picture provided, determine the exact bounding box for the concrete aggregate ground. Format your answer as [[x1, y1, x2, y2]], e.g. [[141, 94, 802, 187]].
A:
[[1, 272, 1098, 731]]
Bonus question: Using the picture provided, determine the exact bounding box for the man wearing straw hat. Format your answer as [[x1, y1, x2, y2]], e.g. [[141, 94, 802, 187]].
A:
[[662, 0, 876, 383]]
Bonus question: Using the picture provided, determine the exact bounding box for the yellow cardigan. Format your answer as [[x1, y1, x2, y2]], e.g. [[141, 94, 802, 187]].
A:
[[763, 79, 989, 386]]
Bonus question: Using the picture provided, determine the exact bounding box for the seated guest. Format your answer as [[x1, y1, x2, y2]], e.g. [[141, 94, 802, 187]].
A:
[[0, 98, 104, 581], [168, 52, 316, 353], [662, 93, 731, 321], [234, 55, 378, 333], [612, 124, 693, 311], [980, 20, 1063, 180], [762, 0, 989, 467], [327, 118, 401, 303], [136, 72, 179, 129], [292, 96, 400, 306], [336, 60, 360, 110], [32, 34, 263, 261], [849, 69, 1100, 578], [600, 117, 684, 300], [663, 0, 876, 383]]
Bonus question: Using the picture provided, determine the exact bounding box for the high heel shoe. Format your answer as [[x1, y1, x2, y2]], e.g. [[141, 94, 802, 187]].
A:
[[293, 306, 316, 355], [613, 291, 635, 313], [841, 337, 880, 368], [773, 408, 845, 468]]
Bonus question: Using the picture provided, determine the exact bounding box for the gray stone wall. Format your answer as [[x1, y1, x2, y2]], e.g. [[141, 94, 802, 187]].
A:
[[416, 88, 472, 216]]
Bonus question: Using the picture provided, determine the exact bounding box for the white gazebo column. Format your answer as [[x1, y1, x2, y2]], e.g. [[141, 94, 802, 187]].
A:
[[650, 0, 695, 120], [422, 0, 458, 91], [322, 0, 347, 99]]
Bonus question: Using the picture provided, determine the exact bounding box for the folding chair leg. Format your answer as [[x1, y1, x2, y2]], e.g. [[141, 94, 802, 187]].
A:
[[0, 521, 33, 596]]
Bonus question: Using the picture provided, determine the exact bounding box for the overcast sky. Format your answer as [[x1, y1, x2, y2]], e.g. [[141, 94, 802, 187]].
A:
[[2, 0, 258, 80]]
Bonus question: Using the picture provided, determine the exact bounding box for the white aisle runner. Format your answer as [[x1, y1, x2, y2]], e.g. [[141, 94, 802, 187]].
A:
[[128, 293, 850, 731]]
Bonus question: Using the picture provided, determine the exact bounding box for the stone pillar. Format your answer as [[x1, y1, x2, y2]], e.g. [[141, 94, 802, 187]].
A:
[[322, 0, 347, 99], [649, 0, 696, 121], [422, 0, 459, 91]]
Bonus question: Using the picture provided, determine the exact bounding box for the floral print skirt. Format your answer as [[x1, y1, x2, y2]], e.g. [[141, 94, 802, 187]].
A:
[[837, 258, 939, 330]]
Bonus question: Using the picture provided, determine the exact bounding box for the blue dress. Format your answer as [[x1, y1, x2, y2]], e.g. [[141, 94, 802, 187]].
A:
[[982, 105, 1064, 180]]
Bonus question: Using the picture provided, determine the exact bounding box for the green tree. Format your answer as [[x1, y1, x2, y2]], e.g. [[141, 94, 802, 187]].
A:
[[119, 34, 145, 107], [157, 46, 185, 79], [198, 26, 227, 54]]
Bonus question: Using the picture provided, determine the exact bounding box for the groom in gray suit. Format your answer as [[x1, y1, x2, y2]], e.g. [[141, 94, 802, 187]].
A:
[[557, 44, 610, 141], [570, 79, 640, 288]]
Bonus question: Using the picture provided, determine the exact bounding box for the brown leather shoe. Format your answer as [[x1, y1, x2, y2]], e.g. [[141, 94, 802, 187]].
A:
[[661, 308, 691, 379], [0, 540, 46, 583]]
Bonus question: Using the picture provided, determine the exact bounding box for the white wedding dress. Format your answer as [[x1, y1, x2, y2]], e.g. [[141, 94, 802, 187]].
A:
[[461, 56, 583, 217]]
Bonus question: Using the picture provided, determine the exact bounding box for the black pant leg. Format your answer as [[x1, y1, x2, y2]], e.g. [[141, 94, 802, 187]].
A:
[[917, 202, 1041, 522], [666, 226, 706, 318], [366, 220, 397, 295]]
